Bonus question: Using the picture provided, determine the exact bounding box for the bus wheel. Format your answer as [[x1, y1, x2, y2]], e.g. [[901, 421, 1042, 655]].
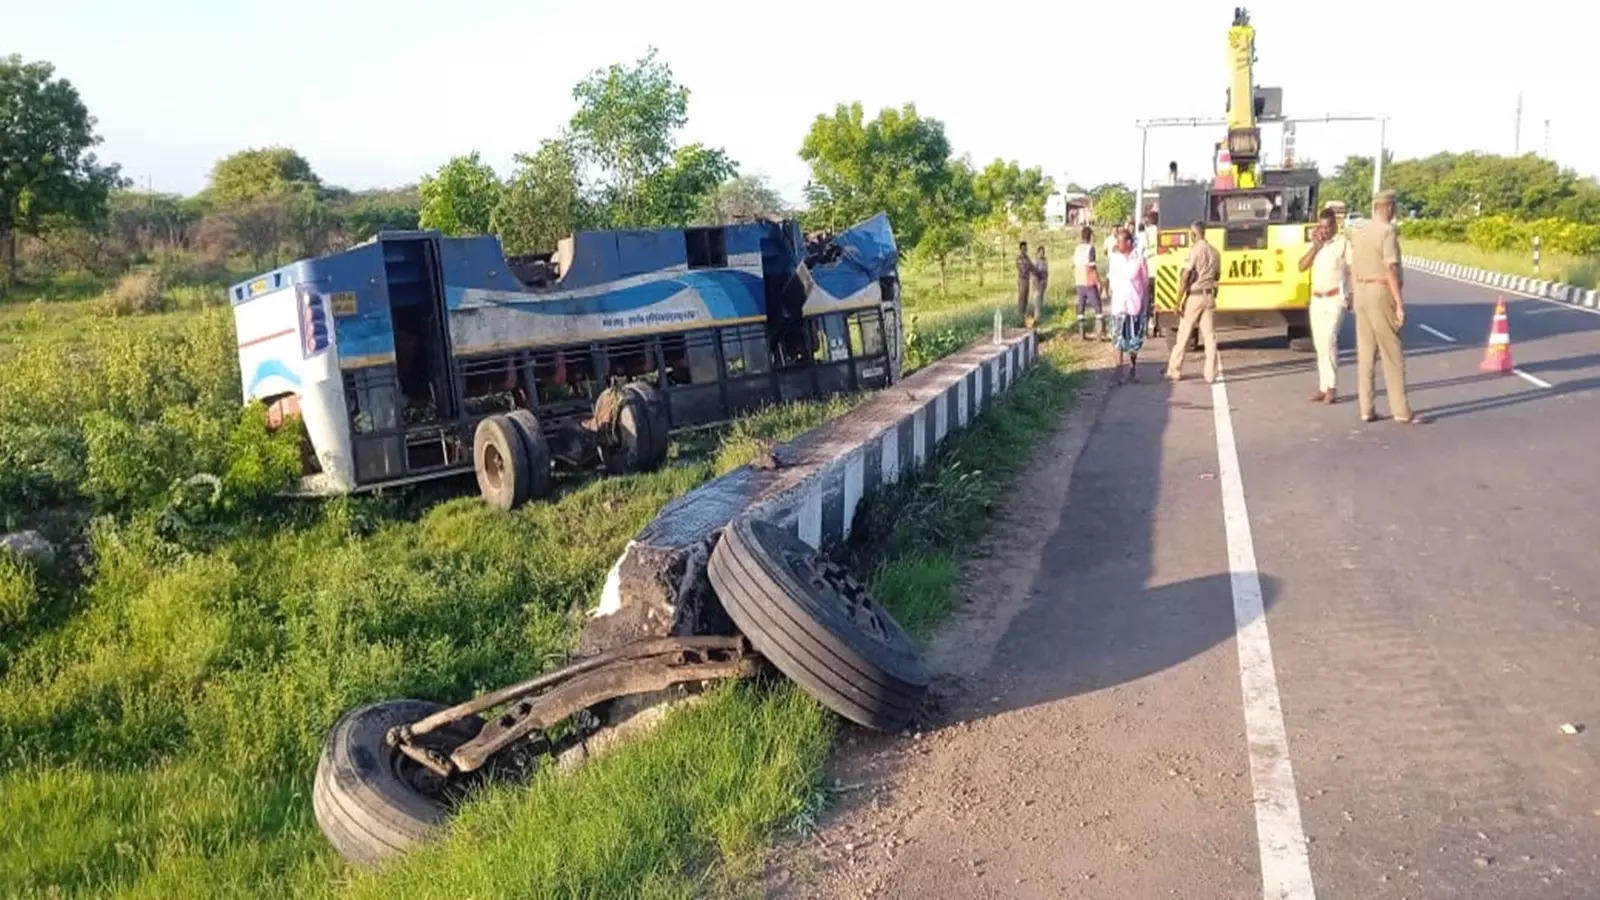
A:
[[707, 516, 928, 732], [596, 388, 652, 476], [312, 699, 483, 866], [623, 382, 669, 468], [473, 414, 533, 510], [506, 409, 553, 500]]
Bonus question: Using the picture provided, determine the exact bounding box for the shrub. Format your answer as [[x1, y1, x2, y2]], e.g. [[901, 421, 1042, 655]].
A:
[[104, 269, 165, 316], [0, 555, 38, 628]]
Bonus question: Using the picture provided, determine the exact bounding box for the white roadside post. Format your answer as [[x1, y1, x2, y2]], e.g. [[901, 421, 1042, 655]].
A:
[[994, 308, 1003, 344]]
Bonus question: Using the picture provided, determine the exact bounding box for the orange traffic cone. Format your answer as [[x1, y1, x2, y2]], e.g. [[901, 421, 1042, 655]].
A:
[[1480, 297, 1513, 373]]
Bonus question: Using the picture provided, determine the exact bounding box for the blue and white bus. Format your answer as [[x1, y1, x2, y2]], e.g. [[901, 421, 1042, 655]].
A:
[[230, 213, 902, 507]]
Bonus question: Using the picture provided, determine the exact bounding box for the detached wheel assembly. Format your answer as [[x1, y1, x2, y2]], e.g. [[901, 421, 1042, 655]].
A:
[[312, 700, 483, 867], [596, 383, 669, 475], [708, 517, 928, 731]]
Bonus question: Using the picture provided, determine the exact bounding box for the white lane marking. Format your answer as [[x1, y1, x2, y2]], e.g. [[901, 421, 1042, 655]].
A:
[[1211, 379, 1317, 900], [1416, 323, 1457, 343], [1411, 268, 1600, 318], [1513, 368, 1553, 389]]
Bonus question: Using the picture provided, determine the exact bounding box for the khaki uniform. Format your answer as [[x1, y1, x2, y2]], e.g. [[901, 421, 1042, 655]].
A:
[[1348, 220, 1412, 419], [1016, 251, 1033, 318], [1031, 251, 1049, 319], [1166, 239, 1222, 382]]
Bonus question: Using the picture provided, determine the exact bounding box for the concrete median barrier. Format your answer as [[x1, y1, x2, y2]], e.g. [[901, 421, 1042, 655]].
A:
[[1407, 257, 1593, 310], [580, 329, 1040, 656]]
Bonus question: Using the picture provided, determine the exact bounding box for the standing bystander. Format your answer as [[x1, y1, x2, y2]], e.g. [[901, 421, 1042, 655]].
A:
[[1298, 207, 1350, 403]]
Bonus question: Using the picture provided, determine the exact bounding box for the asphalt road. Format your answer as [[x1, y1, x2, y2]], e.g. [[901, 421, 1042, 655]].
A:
[[766, 268, 1600, 899]]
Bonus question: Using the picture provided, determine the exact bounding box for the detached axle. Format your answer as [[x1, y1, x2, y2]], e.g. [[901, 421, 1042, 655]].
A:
[[386, 635, 757, 778]]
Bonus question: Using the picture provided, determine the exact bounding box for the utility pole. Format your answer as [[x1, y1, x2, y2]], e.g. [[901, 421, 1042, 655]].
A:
[[1514, 91, 1522, 155], [1544, 119, 1551, 159]]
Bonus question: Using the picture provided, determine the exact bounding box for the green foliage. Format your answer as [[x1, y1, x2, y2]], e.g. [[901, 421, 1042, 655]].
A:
[[0, 54, 125, 289], [418, 153, 502, 236], [800, 101, 953, 248], [0, 553, 38, 628], [105, 268, 164, 315], [1322, 151, 1600, 221], [972, 158, 1053, 224], [337, 187, 421, 240], [1089, 182, 1133, 226], [636, 143, 737, 227], [699, 174, 786, 224], [569, 47, 690, 227], [205, 147, 320, 208], [491, 140, 587, 255]]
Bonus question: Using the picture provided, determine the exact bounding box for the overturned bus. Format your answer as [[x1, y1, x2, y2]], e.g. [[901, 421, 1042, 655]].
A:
[[230, 214, 903, 508]]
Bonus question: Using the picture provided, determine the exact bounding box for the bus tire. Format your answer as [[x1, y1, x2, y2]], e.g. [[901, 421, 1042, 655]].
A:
[[707, 516, 928, 732], [312, 699, 483, 866], [473, 414, 532, 510], [506, 409, 553, 500], [623, 382, 670, 468], [597, 389, 652, 476]]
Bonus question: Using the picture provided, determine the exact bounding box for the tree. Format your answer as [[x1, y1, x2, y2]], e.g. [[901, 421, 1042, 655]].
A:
[[0, 54, 124, 290], [919, 161, 978, 295], [206, 147, 319, 208], [418, 153, 502, 236], [972, 158, 1053, 224], [1088, 183, 1133, 226], [336, 187, 421, 242], [569, 48, 689, 226], [799, 102, 953, 248], [491, 140, 587, 255], [699, 175, 786, 224], [636, 143, 736, 227]]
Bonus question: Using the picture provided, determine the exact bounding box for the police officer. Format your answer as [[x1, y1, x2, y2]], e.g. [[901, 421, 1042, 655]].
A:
[[1016, 241, 1033, 319], [1165, 220, 1221, 383], [1349, 190, 1425, 424], [1031, 245, 1049, 323]]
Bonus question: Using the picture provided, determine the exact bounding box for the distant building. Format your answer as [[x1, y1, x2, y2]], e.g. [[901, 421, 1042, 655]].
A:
[[1045, 192, 1093, 229]]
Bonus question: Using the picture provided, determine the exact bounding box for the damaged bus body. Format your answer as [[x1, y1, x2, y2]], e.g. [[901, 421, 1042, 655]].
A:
[[230, 214, 902, 507]]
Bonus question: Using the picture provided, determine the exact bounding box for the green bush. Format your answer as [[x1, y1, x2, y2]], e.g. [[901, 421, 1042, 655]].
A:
[[0, 555, 38, 628], [1404, 215, 1600, 257], [104, 269, 165, 316]]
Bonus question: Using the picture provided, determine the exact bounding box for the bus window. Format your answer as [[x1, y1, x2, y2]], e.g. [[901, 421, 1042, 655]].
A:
[[663, 330, 719, 385], [533, 348, 599, 404], [740, 326, 770, 375], [604, 337, 659, 386], [685, 228, 727, 269], [722, 330, 746, 377], [848, 311, 886, 359], [813, 314, 850, 363]]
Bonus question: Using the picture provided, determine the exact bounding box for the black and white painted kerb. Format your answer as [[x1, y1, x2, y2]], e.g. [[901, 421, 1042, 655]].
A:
[[578, 329, 1039, 655], [1405, 255, 1600, 309]]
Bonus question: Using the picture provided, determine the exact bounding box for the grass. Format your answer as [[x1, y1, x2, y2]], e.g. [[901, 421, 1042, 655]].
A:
[[0, 248, 1090, 898], [1405, 237, 1600, 290]]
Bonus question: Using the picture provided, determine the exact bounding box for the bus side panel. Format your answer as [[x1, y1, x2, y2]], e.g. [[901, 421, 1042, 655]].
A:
[[232, 267, 357, 492]]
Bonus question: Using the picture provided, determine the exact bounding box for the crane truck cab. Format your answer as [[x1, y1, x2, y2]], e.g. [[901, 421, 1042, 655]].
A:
[[1148, 7, 1318, 352]]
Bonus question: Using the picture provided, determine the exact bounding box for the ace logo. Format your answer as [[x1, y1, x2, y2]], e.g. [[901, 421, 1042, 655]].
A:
[[1227, 257, 1264, 280]]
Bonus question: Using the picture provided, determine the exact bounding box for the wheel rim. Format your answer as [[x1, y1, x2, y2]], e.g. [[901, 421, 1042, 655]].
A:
[[781, 545, 897, 650], [484, 443, 505, 490]]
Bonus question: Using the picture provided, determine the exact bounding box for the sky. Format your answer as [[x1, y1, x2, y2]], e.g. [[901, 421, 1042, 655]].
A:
[[11, 0, 1600, 205]]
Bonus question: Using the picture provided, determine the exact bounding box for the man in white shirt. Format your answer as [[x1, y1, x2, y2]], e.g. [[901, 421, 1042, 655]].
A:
[[1106, 230, 1148, 383], [1298, 207, 1351, 404]]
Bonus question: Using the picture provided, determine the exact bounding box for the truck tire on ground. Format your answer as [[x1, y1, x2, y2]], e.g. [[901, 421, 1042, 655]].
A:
[[505, 409, 554, 500], [623, 382, 670, 468], [707, 517, 928, 732], [473, 414, 532, 510], [597, 388, 655, 475], [312, 699, 483, 867]]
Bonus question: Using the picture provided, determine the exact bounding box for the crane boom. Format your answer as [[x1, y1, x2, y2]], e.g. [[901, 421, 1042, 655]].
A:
[[1225, 8, 1261, 187]]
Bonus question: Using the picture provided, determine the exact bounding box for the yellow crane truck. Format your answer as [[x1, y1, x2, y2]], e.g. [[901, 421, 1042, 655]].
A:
[[1151, 8, 1319, 352]]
